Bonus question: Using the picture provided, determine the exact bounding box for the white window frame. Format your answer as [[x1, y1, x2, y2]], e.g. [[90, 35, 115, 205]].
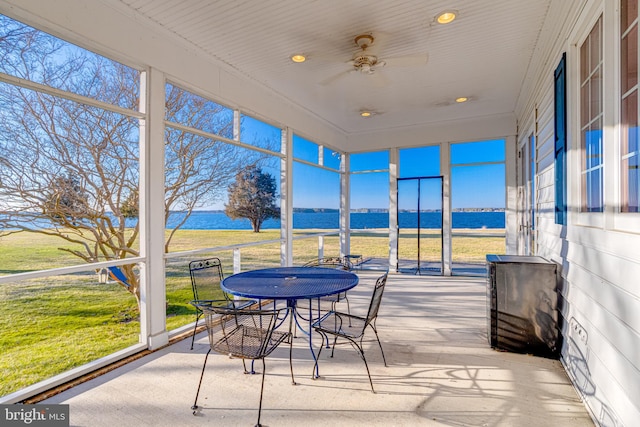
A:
[[614, 0, 640, 232], [570, 3, 606, 229]]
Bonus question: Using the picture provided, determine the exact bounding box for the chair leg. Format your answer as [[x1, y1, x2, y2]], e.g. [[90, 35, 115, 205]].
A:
[[192, 349, 211, 414], [344, 296, 352, 326], [288, 314, 296, 385], [190, 312, 203, 350], [256, 358, 266, 427], [190, 322, 197, 350], [350, 336, 375, 393], [313, 332, 327, 379], [357, 345, 375, 393], [316, 331, 377, 392], [327, 314, 341, 355], [369, 324, 387, 366], [330, 334, 339, 358]]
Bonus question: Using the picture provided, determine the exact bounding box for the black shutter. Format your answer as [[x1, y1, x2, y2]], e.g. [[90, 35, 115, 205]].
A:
[[554, 53, 567, 225]]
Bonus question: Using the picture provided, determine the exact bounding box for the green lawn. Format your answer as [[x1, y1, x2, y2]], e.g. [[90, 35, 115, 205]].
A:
[[0, 228, 503, 397], [0, 275, 140, 396]]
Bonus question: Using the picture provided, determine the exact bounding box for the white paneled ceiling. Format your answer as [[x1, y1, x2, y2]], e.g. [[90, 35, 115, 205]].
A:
[[113, 0, 551, 135]]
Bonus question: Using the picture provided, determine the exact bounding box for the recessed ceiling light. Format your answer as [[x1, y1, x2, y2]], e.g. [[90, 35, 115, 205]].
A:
[[360, 111, 373, 117], [291, 54, 306, 63], [456, 97, 469, 103], [436, 10, 457, 24]]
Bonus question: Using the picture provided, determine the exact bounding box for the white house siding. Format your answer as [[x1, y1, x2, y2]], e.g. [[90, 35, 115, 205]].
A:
[[516, 1, 640, 426]]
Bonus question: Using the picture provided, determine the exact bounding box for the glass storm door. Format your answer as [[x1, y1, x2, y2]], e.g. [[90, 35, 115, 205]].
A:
[[397, 176, 443, 274]]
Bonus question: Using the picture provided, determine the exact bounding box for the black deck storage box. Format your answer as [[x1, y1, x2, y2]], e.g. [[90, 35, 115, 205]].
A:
[[486, 255, 560, 358]]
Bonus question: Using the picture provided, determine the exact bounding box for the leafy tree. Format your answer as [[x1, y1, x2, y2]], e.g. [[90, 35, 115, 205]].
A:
[[225, 166, 280, 232], [0, 16, 270, 309], [44, 174, 90, 222], [120, 190, 139, 219]]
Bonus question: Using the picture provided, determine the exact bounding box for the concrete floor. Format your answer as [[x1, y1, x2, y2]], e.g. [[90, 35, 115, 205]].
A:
[[43, 272, 594, 427]]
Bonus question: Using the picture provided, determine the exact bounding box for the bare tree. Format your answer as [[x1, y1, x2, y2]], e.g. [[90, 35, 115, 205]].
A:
[[225, 165, 280, 232], [0, 16, 270, 308], [163, 84, 265, 248]]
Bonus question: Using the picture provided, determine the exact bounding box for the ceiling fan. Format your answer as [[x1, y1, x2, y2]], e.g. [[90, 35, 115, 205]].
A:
[[319, 33, 428, 86], [351, 34, 386, 74]]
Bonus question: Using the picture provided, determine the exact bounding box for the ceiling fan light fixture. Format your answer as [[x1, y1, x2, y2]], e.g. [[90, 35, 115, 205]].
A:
[[291, 54, 306, 63], [436, 10, 457, 24], [360, 63, 372, 74]]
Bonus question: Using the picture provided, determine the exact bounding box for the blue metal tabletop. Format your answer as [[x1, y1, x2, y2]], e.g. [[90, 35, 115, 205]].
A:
[[221, 266, 358, 300]]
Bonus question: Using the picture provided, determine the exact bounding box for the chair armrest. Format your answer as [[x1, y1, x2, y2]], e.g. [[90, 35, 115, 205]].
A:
[[190, 299, 230, 310]]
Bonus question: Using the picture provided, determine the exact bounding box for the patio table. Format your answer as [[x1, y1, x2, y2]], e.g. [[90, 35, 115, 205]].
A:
[[222, 266, 359, 377]]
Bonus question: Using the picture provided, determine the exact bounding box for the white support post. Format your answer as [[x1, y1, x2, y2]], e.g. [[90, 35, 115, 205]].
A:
[[233, 110, 240, 141], [318, 235, 324, 260], [505, 135, 518, 254], [388, 149, 399, 271], [233, 248, 241, 274], [280, 127, 293, 266], [139, 68, 168, 350], [340, 153, 350, 258], [441, 142, 452, 276]]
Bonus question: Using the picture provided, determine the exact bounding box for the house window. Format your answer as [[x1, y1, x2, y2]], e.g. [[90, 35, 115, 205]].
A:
[[579, 16, 604, 212], [621, 0, 640, 212]]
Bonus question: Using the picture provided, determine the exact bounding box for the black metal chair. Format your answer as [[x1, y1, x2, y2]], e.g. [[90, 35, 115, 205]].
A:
[[191, 302, 294, 427], [302, 256, 353, 270], [311, 272, 388, 393], [189, 257, 257, 350], [302, 257, 353, 315]]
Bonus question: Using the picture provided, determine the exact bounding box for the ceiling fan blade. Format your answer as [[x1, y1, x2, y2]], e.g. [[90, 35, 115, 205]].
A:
[[319, 69, 353, 86], [369, 71, 390, 88], [383, 54, 428, 68]]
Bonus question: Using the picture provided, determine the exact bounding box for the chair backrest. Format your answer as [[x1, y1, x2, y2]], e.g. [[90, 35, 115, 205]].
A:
[[365, 272, 388, 327], [189, 257, 225, 302], [200, 304, 288, 360], [302, 256, 353, 271]]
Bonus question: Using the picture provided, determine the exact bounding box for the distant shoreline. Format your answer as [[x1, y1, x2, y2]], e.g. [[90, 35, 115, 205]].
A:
[[2, 210, 506, 231], [192, 207, 506, 213]]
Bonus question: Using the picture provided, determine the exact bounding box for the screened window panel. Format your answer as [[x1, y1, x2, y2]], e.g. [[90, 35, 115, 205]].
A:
[[399, 146, 440, 178], [351, 151, 389, 172], [620, 0, 640, 213], [323, 147, 341, 170], [240, 114, 282, 152], [579, 16, 604, 213], [165, 83, 234, 139], [293, 134, 319, 164]]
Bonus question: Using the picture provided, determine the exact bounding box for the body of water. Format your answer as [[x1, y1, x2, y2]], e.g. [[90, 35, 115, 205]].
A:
[[2, 211, 505, 231], [166, 211, 505, 230]]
